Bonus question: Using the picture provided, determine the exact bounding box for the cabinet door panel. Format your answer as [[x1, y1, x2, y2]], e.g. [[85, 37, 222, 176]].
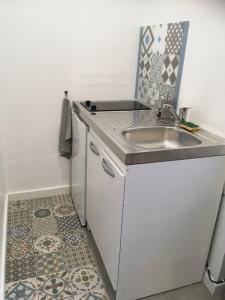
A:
[[86, 136, 101, 241], [86, 132, 125, 290], [97, 149, 125, 290]]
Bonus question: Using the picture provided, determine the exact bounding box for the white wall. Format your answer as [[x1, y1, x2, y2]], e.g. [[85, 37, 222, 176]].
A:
[[0, 0, 225, 193]]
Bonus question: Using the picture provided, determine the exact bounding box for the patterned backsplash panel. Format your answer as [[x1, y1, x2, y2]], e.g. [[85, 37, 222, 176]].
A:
[[135, 21, 189, 109]]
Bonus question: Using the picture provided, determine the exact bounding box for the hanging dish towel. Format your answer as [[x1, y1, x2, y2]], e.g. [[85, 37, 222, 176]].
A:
[[59, 91, 72, 159]]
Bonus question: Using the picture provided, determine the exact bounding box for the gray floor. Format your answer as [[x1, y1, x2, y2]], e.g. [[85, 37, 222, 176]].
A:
[[143, 283, 225, 300], [87, 229, 225, 300]]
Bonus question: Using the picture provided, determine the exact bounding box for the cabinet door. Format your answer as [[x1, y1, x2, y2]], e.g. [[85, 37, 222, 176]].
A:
[[86, 135, 101, 238], [86, 132, 125, 290], [72, 112, 87, 225]]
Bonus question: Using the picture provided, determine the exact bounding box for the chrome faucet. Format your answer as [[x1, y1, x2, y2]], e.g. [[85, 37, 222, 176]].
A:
[[156, 91, 181, 123], [163, 104, 181, 123]]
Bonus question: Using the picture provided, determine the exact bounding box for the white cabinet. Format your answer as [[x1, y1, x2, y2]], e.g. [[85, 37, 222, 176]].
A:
[[86, 131, 125, 290], [86, 130, 225, 300], [116, 157, 225, 300]]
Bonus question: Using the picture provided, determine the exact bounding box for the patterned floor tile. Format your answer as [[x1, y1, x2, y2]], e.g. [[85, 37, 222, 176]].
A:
[[7, 239, 33, 260], [32, 217, 58, 238], [37, 270, 73, 299], [51, 194, 74, 206], [33, 207, 52, 219], [7, 223, 33, 243], [30, 197, 54, 211], [56, 215, 81, 233], [63, 242, 95, 270], [5, 278, 38, 300], [8, 209, 31, 226], [38, 296, 73, 300], [38, 295, 73, 300], [61, 228, 87, 248], [34, 234, 62, 254], [74, 289, 109, 300], [6, 255, 35, 283], [70, 265, 104, 295], [53, 203, 76, 218], [9, 200, 30, 211], [35, 251, 65, 277]]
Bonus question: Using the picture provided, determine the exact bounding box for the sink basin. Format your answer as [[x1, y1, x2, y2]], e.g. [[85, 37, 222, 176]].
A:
[[121, 126, 202, 150]]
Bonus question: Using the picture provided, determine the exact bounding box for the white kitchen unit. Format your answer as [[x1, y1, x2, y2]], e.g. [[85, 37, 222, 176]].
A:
[[86, 129, 225, 300], [72, 111, 88, 225]]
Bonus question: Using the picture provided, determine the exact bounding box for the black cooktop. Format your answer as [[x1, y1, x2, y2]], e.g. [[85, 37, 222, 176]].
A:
[[80, 100, 151, 112]]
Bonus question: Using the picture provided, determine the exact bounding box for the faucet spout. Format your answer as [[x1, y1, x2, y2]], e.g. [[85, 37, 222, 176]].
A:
[[163, 104, 181, 122]]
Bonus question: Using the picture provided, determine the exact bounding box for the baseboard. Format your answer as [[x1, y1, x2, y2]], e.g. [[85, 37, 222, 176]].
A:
[[203, 270, 225, 296], [8, 185, 71, 201], [0, 194, 8, 300]]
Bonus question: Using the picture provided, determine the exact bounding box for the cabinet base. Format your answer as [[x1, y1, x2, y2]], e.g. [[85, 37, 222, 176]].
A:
[[203, 270, 225, 296]]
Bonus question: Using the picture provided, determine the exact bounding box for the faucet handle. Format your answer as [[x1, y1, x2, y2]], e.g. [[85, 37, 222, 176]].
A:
[[156, 96, 168, 117], [158, 96, 169, 109], [163, 103, 172, 109]]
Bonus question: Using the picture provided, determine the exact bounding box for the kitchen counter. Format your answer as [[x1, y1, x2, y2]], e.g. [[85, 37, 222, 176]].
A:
[[73, 101, 225, 165]]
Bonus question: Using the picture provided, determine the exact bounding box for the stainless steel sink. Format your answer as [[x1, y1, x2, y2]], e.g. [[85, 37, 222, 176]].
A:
[[121, 126, 202, 149], [75, 101, 225, 164]]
